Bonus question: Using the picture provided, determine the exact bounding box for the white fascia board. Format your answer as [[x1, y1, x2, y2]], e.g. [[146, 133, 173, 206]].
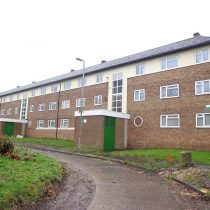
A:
[[75, 109, 130, 119], [0, 118, 28, 124]]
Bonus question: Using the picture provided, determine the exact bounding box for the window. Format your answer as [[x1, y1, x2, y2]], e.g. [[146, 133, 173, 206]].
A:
[[160, 84, 179, 98], [78, 78, 86, 87], [112, 72, 123, 112], [195, 80, 210, 95], [195, 49, 209, 64], [161, 57, 178, 70], [160, 114, 180, 128], [29, 105, 34, 112], [64, 81, 71, 90], [51, 84, 59, 93], [134, 89, 145, 101], [31, 90, 36, 97], [61, 100, 70, 109], [37, 120, 44, 128], [20, 98, 27, 120], [15, 107, 19, 115], [48, 120, 56, 128], [49, 102, 57, 110], [96, 74, 103, 84], [9, 95, 13, 101], [60, 119, 69, 128], [7, 108, 12, 115], [40, 87, 46, 95], [196, 113, 210, 128], [1, 109, 6, 115], [94, 95, 102, 105], [16, 94, 20, 100], [136, 64, 145, 75], [38, 103, 45, 111], [76, 98, 86, 107]]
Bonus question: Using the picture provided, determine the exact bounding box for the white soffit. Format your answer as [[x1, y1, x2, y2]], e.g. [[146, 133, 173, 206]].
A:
[[75, 109, 130, 119], [0, 118, 28, 124]]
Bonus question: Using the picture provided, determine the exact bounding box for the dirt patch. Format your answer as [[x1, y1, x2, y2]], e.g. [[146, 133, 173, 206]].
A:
[[27, 163, 95, 210]]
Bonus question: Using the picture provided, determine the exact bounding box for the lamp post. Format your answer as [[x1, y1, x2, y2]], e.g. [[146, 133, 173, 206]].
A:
[[76, 57, 85, 148]]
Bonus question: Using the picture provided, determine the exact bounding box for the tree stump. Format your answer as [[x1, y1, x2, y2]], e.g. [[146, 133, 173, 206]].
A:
[[180, 151, 193, 168]]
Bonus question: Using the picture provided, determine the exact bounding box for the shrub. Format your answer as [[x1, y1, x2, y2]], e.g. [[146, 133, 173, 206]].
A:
[[0, 136, 14, 154]]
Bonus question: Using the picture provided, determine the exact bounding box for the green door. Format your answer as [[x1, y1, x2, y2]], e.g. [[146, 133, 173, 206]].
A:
[[3, 122, 14, 137], [104, 116, 116, 150]]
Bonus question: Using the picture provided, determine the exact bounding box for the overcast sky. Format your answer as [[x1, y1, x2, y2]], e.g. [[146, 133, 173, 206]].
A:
[[0, 0, 209, 92]]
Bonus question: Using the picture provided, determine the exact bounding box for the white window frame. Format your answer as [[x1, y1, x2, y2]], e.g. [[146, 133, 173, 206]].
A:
[[14, 107, 19, 115], [76, 98, 86, 107], [196, 113, 210, 128], [160, 84, 179, 99], [195, 49, 209, 64], [136, 64, 145, 76], [37, 120, 44, 128], [48, 120, 56, 128], [94, 95, 102, 105], [51, 84, 59, 93], [61, 100, 70, 109], [31, 90, 36, 97], [96, 74, 103, 84], [1, 109, 6, 115], [7, 108, 12, 115], [38, 103, 45, 111], [64, 81, 71, 90], [78, 78, 86, 88], [9, 95, 13, 101], [49, 102, 57, 110], [60, 119, 69, 128], [40, 87, 46, 95], [160, 114, 180, 128], [29, 105, 34, 112], [195, 80, 210, 95], [161, 56, 178, 70], [134, 89, 145, 101]]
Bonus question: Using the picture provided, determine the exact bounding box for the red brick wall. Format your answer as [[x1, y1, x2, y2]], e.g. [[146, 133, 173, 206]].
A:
[[0, 100, 21, 119], [127, 62, 210, 150], [26, 83, 108, 139]]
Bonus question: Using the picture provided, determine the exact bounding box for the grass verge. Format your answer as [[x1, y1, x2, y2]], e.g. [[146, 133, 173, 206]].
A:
[[0, 148, 63, 210]]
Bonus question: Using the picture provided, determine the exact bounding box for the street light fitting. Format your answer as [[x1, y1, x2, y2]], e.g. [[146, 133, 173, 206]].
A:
[[76, 57, 84, 62]]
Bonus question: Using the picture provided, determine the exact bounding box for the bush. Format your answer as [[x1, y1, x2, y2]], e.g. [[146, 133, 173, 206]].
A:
[[0, 136, 14, 154]]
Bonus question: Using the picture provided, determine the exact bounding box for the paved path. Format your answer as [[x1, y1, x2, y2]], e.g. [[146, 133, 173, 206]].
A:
[[34, 149, 180, 210]]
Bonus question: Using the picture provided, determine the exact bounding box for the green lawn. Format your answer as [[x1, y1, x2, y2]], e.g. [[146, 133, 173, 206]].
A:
[[13, 137, 210, 171], [0, 149, 63, 210]]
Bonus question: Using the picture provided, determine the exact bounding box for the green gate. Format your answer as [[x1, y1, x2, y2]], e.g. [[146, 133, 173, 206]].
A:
[[3, 122, 14, 137], [104, 116, 116, 150]]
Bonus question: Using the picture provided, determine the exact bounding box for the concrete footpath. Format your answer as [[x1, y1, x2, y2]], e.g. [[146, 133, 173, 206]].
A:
[[32, 148, 180, 210]]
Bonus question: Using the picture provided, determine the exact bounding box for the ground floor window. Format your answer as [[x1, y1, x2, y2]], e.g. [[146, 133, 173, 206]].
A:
[[160, 114, 180, 128], [196, 113, 210, 128], [60, 119, 69, 128], [48, 120, 56, 128], [37, 120, 44, 128]]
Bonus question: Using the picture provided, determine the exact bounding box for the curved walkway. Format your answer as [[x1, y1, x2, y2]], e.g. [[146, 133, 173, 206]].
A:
[[32, 148, 180, 210]]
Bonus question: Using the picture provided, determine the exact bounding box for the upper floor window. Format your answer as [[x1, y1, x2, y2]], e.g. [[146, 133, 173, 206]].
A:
[[29, 105, 34, 112], [38, 103, 45, 111], [61, 100, 70, 109], [1, 109, 6, 115], [48, 120, 56, 128], [9, 95, 13, 101], [160, 84, 179, 99], [15, 107, 19, 115], [7, 108, 12, 115], [196, 113, 210, 128], [16, 94, 20, 100], [78, 78, 86, 88], [160, 114, 180, 128], [64, 81, 71, 90], [60, 119, 69, 128], [195, 49, 209, 64], [40, 87, 46, 95], [76, 98, 86, 107], [51, 84, 59, 93], [195, 80, 210, 95], [94, 95, 102, 105], [134, 89, 145, 101], [49, 102, 57, 110], [136, 64, 145, 76], [161, 56, 178, 70], [31, 90, 36, 97], [37, 120, 44, 128], [96, 74, 103, 84]]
